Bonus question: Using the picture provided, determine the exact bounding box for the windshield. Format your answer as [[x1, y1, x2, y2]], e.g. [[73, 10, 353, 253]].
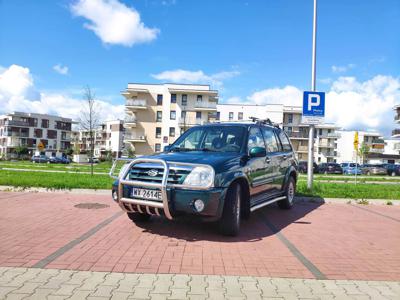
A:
[[170, 125, 246, 153]]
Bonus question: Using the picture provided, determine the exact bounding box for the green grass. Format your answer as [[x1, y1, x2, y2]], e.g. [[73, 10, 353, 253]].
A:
[[0, 170, 114, 190], [1, 168, 399, 200], [297, 181, 400, 200]]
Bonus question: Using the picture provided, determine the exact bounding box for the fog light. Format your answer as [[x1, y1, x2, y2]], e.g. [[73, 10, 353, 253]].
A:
[[193, 199, 205, 212]]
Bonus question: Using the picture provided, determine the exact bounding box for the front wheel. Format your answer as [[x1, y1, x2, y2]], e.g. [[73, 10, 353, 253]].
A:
[[127, 212, 151, 222], [278, 177, 296, 209], [219, 183, 241, 236]]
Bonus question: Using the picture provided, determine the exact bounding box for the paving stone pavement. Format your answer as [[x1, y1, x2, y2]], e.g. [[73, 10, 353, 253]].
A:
[[0, 267, 399, 300]]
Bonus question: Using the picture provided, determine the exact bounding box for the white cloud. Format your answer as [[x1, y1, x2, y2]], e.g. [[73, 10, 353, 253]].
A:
[[318, 78, 332, 84], [151, 69, 240, 87], [0, 64, 124, 122], [331, 63, 355, 73], [70, 0, 159, 47], [228, 75, 399, 137], [53, 64, 69, 75]]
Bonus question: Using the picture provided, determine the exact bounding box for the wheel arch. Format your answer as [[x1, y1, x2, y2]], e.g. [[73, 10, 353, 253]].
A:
[[227, 176, 250, 218]]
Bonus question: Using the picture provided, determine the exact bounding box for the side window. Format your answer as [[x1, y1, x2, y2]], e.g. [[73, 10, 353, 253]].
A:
[[247, 127, 265, 151], [261, 127, 280, 153], [278, 131, 292, 152]]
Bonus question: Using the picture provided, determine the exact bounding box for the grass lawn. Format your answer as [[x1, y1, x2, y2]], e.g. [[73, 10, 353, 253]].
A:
[[1, 169, 399, 200], [297, 181, 400, 200], [0, 170, 114, 190]]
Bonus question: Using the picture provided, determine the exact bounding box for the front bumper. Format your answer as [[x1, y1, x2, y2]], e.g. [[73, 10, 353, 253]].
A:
[[112, 158, 226, 220]]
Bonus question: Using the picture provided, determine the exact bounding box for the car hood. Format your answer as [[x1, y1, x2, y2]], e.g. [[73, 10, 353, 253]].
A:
[[140, 151, 242, 173]]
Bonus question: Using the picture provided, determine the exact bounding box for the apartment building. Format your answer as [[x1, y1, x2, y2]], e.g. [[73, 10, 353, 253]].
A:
[[393, 104, 400, 153], [72, 120, 124, 158], [0, 112, 74, 158], [121, 83, 218, 155], [216, 104, 284, 124], [336, 131, 385, 163], [282, 106, 340, 163]]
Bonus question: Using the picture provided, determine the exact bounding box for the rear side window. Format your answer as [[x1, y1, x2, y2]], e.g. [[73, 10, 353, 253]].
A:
[[277, 130, 292, 152], [261, 127, 280, 153], [247, 127, 265, 150]]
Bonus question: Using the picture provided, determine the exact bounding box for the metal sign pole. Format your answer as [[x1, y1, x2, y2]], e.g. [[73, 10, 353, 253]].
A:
[[307, 0, 318, 189]]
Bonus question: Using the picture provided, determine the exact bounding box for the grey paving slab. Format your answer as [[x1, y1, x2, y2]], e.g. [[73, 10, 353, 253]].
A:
[[0, 267, 398, 299]]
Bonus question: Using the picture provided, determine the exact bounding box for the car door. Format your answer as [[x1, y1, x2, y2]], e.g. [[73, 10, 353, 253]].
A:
[[274, 129, 294, 191], [260, 126, 284, 193], [246, 126, 274, 199]]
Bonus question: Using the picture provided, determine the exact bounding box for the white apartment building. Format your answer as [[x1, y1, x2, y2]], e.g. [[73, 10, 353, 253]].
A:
[[336, 131, 385, 163], [393, 104, 400, 152], [72, 120, 124, 158], [122, 83, 218, 155], [216, 104, 284, 124], [0, 112, 74, 158]]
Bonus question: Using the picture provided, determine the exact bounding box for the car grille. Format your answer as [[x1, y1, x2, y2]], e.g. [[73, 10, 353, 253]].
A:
[[129, 166, 191, 185]]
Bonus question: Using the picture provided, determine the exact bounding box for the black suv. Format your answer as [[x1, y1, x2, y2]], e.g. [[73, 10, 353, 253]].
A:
[[317, 163, 343, 174], [111, 121, 298, 236], [298, 161, 318, 174]]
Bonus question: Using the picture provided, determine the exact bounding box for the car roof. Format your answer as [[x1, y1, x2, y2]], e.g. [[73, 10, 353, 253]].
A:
[[200, 122, 279, 130]]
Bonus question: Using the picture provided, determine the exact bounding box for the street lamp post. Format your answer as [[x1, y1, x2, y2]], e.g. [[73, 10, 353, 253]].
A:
[[307, 0, 318, 189]]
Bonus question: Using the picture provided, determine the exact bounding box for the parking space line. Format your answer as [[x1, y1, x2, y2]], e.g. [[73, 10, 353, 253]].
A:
[[260, 213, 327, 280], [350, 204, 400, 223], [32, 211, 124, 268]]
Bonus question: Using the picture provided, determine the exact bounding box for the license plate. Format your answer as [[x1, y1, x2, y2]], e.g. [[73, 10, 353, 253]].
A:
[[131, 188, 162, 201]]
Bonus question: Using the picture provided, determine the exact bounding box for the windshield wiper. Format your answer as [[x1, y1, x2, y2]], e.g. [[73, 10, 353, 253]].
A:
[[170, 147, 196, 152], [199, 148, 221, 152]]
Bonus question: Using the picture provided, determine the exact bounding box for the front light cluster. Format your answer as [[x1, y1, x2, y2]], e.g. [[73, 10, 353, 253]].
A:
[[183, 165, 215, 188]]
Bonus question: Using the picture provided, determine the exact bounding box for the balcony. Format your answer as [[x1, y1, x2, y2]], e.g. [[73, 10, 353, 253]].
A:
[[178, 118, 205, 127], [319, 132, 341, 139], [295, 145, 308, 153], [5, 120, 30, 127], [194, 102, 217, 111], [369, 148, 385, 153], [395, 114, 400, 124], [125, 99, 147, 110], [286, 131, 309, 139], [318, 141, 336, 148], [124, 133, 146, 143], [392, 129, 400, 138], [124, 116, 137, 127]]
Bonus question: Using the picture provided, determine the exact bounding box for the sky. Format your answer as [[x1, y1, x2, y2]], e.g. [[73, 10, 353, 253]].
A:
[[0, 0, 399, 137]]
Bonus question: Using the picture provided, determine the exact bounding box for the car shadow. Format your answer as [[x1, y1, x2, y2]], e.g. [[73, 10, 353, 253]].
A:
[[132, 197, 325, 242]]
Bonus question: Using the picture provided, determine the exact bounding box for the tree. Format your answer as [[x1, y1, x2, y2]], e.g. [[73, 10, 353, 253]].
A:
[[14, 146, 29, 160], [358, 142, 370, 164], [78, 86, 101, 175]]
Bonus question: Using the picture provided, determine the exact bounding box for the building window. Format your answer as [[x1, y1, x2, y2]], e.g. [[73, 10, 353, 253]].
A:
[[238, 112, 243, 120], [155, 143, 161, 152], [41, 119, 49, 128], [181, 110, 186, 119], [156, 111, 162, 122], [171, 94, 177, 103], [170, 110, 176, 120], [34, 129, 43, 138], [216, 112, 220, 121], [319, 129, 323, 135], [182, 94, 187, 106], [157, 94, 163, 105], [229, 112, 234, 120], [169, 127, 175, 137], [156, 127, 161, 138], [287, 114, 293, 124], [196, 112, 202, 119], [197, 95, 202, 102]]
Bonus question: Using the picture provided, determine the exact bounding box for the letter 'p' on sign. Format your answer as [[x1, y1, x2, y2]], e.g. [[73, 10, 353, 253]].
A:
[[302, 91, 325, 125]]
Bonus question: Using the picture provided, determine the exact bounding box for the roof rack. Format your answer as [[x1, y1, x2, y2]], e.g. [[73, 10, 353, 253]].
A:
[[249, 117, 281, 129]]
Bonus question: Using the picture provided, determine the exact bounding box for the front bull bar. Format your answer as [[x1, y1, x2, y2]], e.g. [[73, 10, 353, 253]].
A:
[[113, 158, 173, 220]]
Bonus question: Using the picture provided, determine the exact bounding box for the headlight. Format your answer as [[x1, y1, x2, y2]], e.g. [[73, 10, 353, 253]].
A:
[[118, 163, 130, 178], [183, 165, 214, 188]]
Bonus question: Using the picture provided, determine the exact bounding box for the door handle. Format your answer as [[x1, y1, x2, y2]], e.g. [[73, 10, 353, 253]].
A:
[[265, 157, 271, 164], [282, 155, 288, 160]]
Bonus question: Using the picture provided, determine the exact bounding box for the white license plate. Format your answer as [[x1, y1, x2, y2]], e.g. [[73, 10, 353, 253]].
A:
[[131, 188, 162, 201]]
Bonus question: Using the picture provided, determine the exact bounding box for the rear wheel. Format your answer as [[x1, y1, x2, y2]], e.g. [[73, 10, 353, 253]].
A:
[[219, 183, 241, 236], [278, 177, 296, 209], [127, 212, 151, 222]]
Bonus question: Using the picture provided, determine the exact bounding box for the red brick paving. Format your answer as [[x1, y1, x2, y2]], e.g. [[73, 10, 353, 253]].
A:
[[0, 191, 399, 280]]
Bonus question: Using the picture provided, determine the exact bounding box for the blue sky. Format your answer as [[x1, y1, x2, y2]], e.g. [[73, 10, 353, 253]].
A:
[[0, 0, 399, 135]]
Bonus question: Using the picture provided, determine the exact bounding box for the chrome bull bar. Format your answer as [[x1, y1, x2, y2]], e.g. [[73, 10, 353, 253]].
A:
[[113, 158, 173, 220]]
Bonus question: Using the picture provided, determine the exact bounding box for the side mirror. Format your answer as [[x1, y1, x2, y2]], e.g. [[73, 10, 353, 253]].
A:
[[164, 145, 171, 152], [249, 147, 267, 158]]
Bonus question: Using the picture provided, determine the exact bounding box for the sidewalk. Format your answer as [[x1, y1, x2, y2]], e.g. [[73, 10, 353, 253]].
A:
[[1, 267, 399, 300]]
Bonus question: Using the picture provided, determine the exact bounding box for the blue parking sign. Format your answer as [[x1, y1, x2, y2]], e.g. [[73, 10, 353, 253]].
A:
[[302, 91, 325, 124]]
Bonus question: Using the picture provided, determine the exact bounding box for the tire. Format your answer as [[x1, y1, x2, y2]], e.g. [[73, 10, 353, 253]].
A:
[[127, 212, 151, 222], [278, 176, 296, 209], [219, 183, 241, 236]]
